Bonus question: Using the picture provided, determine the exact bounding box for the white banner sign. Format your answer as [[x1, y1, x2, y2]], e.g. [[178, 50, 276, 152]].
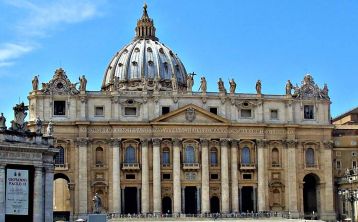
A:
[[5, 169, 29, 215]]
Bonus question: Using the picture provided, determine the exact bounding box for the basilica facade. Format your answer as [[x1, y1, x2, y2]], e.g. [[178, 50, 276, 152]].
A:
[[27, 5, 335, 221]]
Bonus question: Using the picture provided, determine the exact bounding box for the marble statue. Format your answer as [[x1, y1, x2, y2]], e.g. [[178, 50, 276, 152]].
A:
[[286, 80, 293, 95], [0, 113, 6, 130], [171, 74, 177, 91], [229, 78, 236, 94], [32, 75, 39, 91], [199, 77, 207, 94], [92, 193, 102, 214], [47, 121, 54, 136], [186, 73, 194, 92], [322, 83, 329, 96], [218, 78, 226, 93], [154, 77, 160, 91], [35, 116, 42, 134], [79, 75, 87, 91], [256, 80, 262, 95]]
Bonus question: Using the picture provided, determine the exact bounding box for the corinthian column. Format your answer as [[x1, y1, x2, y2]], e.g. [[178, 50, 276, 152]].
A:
[[231, 140, 239, 213], [201, 139, 209, 214], [0, 165, 5, 222], [77, 138, 88, 214], [112, 139, 121, 213], [173, 138, 181, 215], [33, 167, 44, 222], [286, 140, 298, 216], [220, 139, 229, 213], [257, 139, 266, 211], [44, 166, 54, 222], [141, 139, 149, 214], [152, 138, 161, 214]]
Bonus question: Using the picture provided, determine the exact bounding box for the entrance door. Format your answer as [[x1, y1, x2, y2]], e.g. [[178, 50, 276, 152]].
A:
[[210, 196, 220, 213], [185, 186, 197, 214], [303, 174, 319, 216], [124, 187, 137, 214], [162, 196, 172, 214], [241, 186, 254, 212]]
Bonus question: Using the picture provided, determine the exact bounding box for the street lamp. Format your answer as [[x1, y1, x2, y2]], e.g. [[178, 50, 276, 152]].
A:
[[338, 169, 358, 222]]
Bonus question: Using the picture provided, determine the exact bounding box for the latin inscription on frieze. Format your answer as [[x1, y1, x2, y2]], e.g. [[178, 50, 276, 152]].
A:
[[0, 151, 42, 160]]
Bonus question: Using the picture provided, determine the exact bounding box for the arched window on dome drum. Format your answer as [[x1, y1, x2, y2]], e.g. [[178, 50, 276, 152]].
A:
[[305, 148, 315, 167], [271, 148, 280, 167], [241, 147, 250, 165], [185, 146, 195, 163], [125, 146, 136, 163], [210, 148, 218, 166], [96, 147, 104, 166], [55, 146, 65, 165], [162, 147, 170, 166]]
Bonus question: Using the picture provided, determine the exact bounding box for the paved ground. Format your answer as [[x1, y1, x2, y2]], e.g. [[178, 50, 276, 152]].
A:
[[108, 218, 324, 222]]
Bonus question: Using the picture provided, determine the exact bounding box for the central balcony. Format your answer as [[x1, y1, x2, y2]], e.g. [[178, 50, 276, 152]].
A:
[[182, 162, 200, 171], [240, 163, 256, 170], [122, 163, 140, 171]]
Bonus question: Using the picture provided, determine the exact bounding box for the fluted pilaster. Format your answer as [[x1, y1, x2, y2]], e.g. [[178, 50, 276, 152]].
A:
[[220, 139, 229, 213], [201, 139, 209, 213], [152, 138, 161, 214], [231, 140, 239, 213], [173, 138, 181, 214], [141, 139, 149, 214]]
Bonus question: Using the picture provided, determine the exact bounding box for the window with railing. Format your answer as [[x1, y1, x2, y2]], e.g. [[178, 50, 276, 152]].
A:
[[95, 147, 104, 167], [271, 148, 280, 167], [241, 147, 251, 165], [185, 146, 195, 163], [305, 148, 315, 167], [162, 148, 170, 167], [124, 145, 136, 163], [210, 148, 218, 167]]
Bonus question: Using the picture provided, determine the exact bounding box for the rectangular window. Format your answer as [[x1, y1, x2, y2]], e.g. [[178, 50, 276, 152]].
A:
[[241, 109, 252, 118], [210, 174, 219, 180], [54, 101, 66, 115], [336, 151, 341, 157], [353, 160, 357, 168], [304, 105, 314, 119], [126, 174, 136, 179], [95, 106, 104, 116], [161, 106, 170, 115], [270, 109, 278, 120], [243, 173, 252, 180], [336, 160, 341, 169], [124, 107, 137, 116], [209, 107, 218, 115], [162, 173, 171, 180]]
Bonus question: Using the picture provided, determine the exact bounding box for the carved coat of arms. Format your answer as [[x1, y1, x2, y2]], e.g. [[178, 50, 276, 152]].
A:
[[185, 108, 196, 122]]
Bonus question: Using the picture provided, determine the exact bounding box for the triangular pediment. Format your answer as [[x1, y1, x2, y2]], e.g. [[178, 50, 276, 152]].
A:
[[151, 104, 229, 124]]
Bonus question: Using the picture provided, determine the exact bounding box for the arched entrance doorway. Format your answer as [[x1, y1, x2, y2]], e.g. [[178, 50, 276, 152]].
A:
[[303, 173, 320, 218], [162, 196, 172, 214], [184, 186, 197, 214], [210, 196, 220, 213], [241, 186, 254, 212], [124, 187, 138, 214], [53, 173, 71, 222]]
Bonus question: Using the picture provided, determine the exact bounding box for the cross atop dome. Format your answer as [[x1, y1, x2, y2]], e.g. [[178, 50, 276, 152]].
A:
[[135, 3, 158, 41]]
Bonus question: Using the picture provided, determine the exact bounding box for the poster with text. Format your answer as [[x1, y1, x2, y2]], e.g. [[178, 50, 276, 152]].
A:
[[5, 169, 29, 215]]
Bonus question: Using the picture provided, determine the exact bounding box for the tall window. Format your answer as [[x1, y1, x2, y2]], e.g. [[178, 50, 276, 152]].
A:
[[162, 148, 170, 165], [96, 147, 104, 165], [125, 146, 136, 163], [210, 148, 218, 166], [304, 105, 314, 119], [55, 146, 65, 165], [54, 101, 66, 116], [305, 148, 315, 166], [241, 147, 250, 164], [271, 148, 279, 166], [185, 146, 195, 163]]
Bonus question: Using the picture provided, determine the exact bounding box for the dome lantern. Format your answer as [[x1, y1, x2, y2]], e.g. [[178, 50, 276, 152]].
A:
[[135, 4, 158, 41]]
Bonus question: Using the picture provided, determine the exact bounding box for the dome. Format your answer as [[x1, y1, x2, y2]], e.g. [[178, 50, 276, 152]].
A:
[[102, 4, 188, 91]]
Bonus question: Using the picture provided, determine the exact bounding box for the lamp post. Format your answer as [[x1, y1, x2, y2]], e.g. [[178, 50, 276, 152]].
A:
[[338, 169, 358, 222]]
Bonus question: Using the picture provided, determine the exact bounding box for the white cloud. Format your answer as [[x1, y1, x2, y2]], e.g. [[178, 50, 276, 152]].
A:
[[0, 43, 33, 67], [0, 0, 103, 67]]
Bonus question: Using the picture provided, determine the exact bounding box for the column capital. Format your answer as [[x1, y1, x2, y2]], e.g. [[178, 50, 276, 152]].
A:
[[152, 138, 161, 146], [220, 138, 230, 146], [111, 138, 121, 146], [35, 166, 43, 172], [323, 140, 334, 149], [44, 165, 55, 173], [285, 139, 298, 148], [141, 138, 149, 145], [68, 182, 75, 191], [200, 138, 209, 146], [172, 138, 182, 146], [76, 137, 90, 146], [256, 139, 267, 148], [231, 139, 239, 147]]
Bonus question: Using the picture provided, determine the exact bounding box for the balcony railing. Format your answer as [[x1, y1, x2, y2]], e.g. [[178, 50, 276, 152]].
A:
[[182, 162, 200, 170], [122, 163, 140, 170], [271, 163, 281, 168], [162, 163, 171, 168], [240, 163, 256, 170], [305, 163, 318, 168], [95, 163, 105, 168], [55, 163, 69, 170]]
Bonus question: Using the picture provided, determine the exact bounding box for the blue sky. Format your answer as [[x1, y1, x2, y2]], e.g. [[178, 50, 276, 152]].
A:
[[0, 0, 358, 122]]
